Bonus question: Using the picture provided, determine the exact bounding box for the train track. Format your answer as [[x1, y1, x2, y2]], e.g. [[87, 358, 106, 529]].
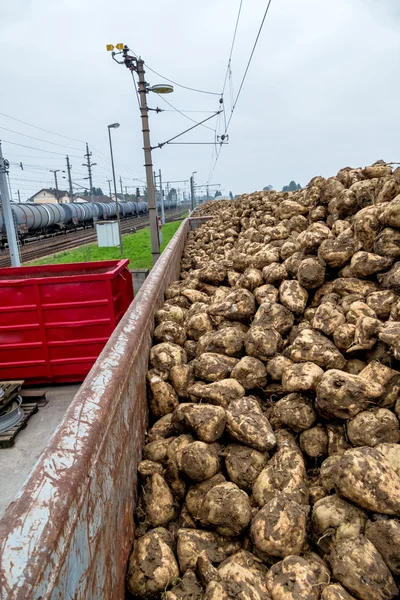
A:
[[0, 208, 188, 268]]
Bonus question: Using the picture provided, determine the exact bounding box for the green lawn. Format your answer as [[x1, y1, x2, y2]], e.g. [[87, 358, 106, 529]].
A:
[[30, 219, 184, 269]]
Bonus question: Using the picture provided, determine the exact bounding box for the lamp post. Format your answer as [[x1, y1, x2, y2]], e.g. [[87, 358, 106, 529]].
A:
[[107, 43, 174, 265], [107, 123, 123, 256]]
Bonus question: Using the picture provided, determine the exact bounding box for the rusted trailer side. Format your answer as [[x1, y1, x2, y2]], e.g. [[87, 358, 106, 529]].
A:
[[0, 218, 198, 600]]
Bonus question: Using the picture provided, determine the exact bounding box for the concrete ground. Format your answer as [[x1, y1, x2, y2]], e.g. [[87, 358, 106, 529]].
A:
[[0, 384, 80, 519]]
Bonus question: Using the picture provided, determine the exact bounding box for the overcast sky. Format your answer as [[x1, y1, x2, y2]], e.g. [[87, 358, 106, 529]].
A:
[[1, 0, 399, 201]]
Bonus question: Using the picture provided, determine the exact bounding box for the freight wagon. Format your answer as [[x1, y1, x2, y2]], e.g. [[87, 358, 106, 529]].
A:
[[0, 200, 153, 247], [0, 216, 203, 600]]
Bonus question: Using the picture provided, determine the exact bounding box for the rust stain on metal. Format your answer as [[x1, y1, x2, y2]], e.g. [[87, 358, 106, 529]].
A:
[[0, 219, 189, 600]]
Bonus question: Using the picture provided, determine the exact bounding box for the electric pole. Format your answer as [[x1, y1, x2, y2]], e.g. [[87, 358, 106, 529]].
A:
[[83, 143, 96, 203], [109, 45, 161, 263], [66, 155, 74, 202], [190, 174, 196, 212], [14, 190, 21, 204], [7, 172, 12, 201], [159, 169, 165, 224], [153, 171, 161, 245], [107, 179, 112, 199], [119, 176, 124, 199], [50, 169, 61, 203], [124, 185, 129, 200], [0, 142, 21, 266], [154, 171, 158, 202]]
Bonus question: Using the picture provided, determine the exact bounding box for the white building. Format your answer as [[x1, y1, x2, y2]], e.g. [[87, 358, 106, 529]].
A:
[[30, 188, 70, 204]]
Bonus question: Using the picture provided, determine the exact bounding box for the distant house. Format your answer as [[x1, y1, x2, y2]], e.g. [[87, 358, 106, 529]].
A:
[[30, 188, 70, 204]]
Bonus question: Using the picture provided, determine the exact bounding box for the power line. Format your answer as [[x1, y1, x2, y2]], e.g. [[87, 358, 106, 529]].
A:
[[208, 112, 221, 183], [144, 65, 220, 96], [152, 112, 222, 150], [206, 0, 243, 183], [155, 94, 216, 132], [221, 0, 244, 96], [0, 111, 85, 144], [131, 72, 141, 110], [1, 112, 145, 182], [89, 146, 143, 179], [5, 154, 64, 159], [225, 0, 273, 134], [0, 139, 82, 157], [209, 144, 223, 183], [208, 0, 274, 182], [162, 110, 217, 114], [167, 142, 227, 145], [128, 48, 220, 96], [0, 126, 82, 151], [0, 113, 141, 180]]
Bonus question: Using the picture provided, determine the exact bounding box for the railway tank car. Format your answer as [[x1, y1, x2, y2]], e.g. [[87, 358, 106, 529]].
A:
[[0, 198, 174, 247], [138, 201, 148, 214], [11, 203, 65, 234]]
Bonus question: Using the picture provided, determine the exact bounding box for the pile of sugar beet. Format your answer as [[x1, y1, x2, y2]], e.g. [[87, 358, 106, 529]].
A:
[[127, 161, 400, 600]]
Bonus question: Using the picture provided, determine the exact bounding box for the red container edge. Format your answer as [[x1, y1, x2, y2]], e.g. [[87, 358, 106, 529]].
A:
[[0, 260, 133, 383]]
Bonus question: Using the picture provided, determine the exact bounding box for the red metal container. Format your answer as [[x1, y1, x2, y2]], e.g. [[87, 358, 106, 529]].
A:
[[0, 260, 133, 383]]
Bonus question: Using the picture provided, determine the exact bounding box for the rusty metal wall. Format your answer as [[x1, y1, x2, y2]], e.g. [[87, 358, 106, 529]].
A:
[[188, 215, 212, 230], [0, 218, 200, 600]]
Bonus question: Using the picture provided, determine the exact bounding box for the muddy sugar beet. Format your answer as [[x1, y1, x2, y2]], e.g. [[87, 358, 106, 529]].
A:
[[128, 161, 400, 600]]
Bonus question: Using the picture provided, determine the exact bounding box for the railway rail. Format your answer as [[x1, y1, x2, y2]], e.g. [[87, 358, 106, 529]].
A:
[[0, 207, 187, 267]]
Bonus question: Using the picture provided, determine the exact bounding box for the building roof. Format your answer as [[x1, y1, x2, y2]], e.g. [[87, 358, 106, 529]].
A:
[[30, 188, 69, 199]]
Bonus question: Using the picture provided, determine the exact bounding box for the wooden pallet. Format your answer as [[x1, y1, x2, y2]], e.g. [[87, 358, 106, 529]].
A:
[[0, 403, 38, 449], [0, 381, 24, 409], [20, 388, 48, 407]]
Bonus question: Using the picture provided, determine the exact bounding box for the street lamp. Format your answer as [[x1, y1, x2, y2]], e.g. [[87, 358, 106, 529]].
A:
[[107, 123, 123, 256], [190, 171, 197, 212], [107, 43, 174, 265]]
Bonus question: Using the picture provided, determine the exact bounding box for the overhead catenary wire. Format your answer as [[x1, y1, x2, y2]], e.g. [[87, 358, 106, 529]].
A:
[[145, 64, 221, 96], [208, 0, 274, 182], [207, 111, 221, 183], [127, 48, 220, 96], [155, 94, 216, 132], [225, 0, 273, 135], [206, 0, 243, 183], [221, 0, 244, 96]]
